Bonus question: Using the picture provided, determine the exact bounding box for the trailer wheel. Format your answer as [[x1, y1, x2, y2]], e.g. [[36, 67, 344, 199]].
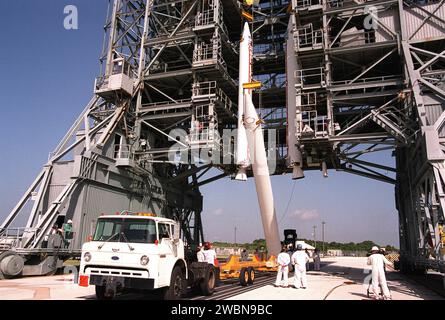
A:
[[0, 252, 24, 279], [247, 267, 255, 285], [164, 266, 186, 300], [200, 265, 216, 296], [239, 267, 249, 286]]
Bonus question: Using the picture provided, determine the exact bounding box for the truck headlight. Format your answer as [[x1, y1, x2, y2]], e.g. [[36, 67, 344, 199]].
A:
[[84, 252, 92, 262], [140, 255, 149, 266]]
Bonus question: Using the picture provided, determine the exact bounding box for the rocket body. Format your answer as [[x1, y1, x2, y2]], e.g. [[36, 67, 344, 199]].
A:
[[235, 23, 252, 181], [236, 23, 282, 256]]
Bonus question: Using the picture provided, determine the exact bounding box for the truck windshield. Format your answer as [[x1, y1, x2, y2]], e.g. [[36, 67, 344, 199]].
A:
[[93, 218, 157, 244]]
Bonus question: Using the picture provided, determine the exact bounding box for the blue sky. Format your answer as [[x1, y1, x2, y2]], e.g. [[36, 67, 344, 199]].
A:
[[0, 1, 399, 247]]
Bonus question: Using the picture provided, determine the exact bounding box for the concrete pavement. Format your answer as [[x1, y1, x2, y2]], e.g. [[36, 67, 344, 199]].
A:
[[228, 257, 444, 300], [0, 257, 442, 300]]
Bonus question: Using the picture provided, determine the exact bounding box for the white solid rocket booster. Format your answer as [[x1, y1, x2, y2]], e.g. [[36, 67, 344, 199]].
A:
[[235, 24, 251, 182], [236, 23, 282, 256]]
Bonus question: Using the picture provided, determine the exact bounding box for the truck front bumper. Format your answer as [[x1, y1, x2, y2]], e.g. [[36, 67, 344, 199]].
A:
[[89, 275, 155, 290]]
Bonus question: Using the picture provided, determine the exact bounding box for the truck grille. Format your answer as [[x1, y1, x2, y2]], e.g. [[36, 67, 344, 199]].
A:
[[85, 266, 149, 278]]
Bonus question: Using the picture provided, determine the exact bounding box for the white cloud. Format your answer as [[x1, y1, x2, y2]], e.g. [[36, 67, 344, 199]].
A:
[[212, 208, 224, 216], [290, 209, 320, 221]]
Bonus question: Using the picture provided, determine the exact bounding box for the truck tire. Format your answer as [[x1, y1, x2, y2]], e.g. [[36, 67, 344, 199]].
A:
[[413, 266, 426, 276], [239, 267, 249, 287], [200, 265, 216, 296], [95, 285, 113, 300], [164, 266, 186, 300], [247, 267, 255, 285]]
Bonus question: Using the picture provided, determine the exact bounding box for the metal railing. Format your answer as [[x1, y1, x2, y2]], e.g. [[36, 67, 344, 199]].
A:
[[114, 144, 133, 160], [94, 76, 109, 92], [192, 81, 235, 114], [0, 228, 42, 250], [298, 111, 329, 137], [195, 9, 216, 27], [217, 88, 235, 114], [190, 127, 220, 146], [194, 42, 218, 62], [295, 67, 326, 87], [190, 117, 220, 146], [326, 0, 360, 9], [330, 74, 401, 86], [299, 92, 318, 107], [193, 81, 219, 98], [331, 30, 382, 48], [141, 99, 192, 109], [95, 57, 134, 92], [295, 25, 324, 50], [195, 4, 229, 36], [189, 101, 222, 147], [293, 0, 321, 10]]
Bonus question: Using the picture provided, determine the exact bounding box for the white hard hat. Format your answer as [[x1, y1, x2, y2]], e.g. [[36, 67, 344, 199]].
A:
[[371, 246, 379, 251], [67, 219, 73, 224]]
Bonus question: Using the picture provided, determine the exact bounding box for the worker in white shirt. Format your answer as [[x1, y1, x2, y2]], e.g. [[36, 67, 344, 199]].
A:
[[197, 243, 205, 262], [367, 246, 393, 300], [292, 244, 310, 289], [275, 246, 291, 287], [203, 242, 218, 266]]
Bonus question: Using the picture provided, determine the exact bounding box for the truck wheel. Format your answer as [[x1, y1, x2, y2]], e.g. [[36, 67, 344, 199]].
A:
[[399, 259, 409, 274], [191, 283, 201, 295], [200, 265, 216, 296], [247, 267, 255, 285], [164, 267, 186, 300], [239, 267, 249, 287], [414, 266, 426, 276], [95, 285, 113, 300]]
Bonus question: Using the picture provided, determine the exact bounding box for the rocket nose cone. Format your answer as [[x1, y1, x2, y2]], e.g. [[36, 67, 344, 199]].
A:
[[242, 22, 251, 39]]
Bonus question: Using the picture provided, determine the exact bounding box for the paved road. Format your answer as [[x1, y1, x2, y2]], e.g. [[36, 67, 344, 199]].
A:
[[228, 257, 444, 300], [0, 257, 443, 300]]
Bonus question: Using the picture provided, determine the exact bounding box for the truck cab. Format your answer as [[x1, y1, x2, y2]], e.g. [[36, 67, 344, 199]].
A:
[[79, 212, 190, 299]]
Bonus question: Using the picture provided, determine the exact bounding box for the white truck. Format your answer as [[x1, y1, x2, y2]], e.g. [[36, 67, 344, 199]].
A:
[[78, 212, 217, 300]]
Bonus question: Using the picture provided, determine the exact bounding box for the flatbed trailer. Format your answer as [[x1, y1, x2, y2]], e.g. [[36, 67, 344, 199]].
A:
[[219, 255, 278, 286]]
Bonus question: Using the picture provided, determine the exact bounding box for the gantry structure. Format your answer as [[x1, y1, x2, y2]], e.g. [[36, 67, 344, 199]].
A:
[[285, 0, 445, 273], [0, 0, 444, 277]]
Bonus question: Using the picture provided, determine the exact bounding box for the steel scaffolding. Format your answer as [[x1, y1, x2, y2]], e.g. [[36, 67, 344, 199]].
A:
[[287, 0, 445, 273], [0, 0, 444, 278]]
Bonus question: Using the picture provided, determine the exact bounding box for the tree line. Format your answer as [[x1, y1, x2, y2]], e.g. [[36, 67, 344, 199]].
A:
[[213, 239, 398, 252]]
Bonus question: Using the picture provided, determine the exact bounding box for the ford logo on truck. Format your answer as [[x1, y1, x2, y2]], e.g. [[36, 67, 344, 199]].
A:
[[111, 256, 120, 261]]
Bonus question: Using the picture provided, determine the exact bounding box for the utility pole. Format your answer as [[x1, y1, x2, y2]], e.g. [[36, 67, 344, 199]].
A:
[[313, 225, 317, 248], [234, 226, 237, 247], [322, 221, 326, 254]]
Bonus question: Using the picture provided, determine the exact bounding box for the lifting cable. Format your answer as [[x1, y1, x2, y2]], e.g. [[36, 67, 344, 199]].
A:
[[278, 180, 297, 225]]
